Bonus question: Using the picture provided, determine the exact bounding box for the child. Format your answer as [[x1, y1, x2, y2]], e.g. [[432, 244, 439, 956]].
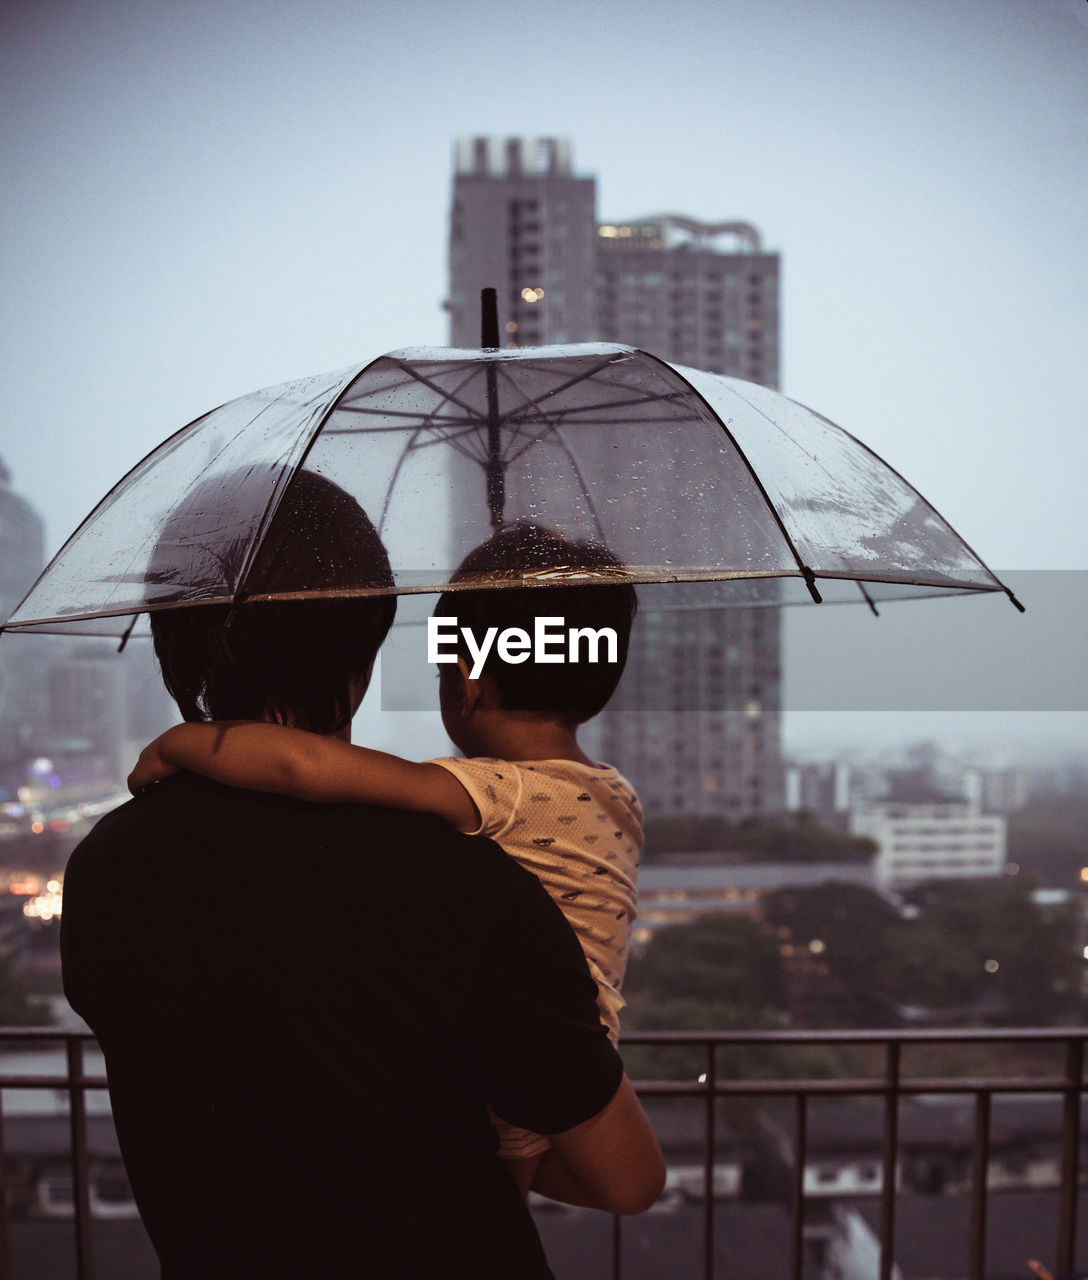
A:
[[128, 523, 642, 1199]]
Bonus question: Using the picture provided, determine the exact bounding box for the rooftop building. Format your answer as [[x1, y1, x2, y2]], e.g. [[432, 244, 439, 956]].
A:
[[595, 213, 779, 383], [445, 137, 784, 820], [447, 135, 597, 347]]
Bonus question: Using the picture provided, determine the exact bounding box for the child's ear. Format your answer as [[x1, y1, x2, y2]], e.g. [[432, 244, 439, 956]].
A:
[[456, 657, 483, 717]]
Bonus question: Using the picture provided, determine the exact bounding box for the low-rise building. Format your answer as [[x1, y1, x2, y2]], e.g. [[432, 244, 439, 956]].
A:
[[634, 861, 876, 945], [849, 772, 1005, 891]]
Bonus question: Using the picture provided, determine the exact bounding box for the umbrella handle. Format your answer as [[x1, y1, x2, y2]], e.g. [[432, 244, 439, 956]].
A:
[[481, 288, 504, 528]]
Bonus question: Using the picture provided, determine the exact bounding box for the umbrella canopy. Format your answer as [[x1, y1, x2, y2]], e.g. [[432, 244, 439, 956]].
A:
[[1, 342, 1020, 639]]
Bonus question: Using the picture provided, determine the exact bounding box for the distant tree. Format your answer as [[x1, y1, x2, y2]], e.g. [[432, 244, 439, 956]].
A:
[[642, 816, 735, 858], [877, 916, 979, 1011], [1007, 791, 1088, 888], [626, 914, 786, 1014], [0, 952, 51, 1026], [731, 813, 876, 863], [620, 914, 872, 1081], [896, 878, 1083, 1024], [761, 884, 903, 1026], [642, 811, 876, 863], [762, 877, 1083, 1027], [622, 915, 812, 1080], [617, 876, 1085, 1084]]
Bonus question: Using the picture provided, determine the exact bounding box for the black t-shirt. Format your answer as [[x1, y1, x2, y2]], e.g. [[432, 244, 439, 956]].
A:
[[60, 775, 623, 1278]]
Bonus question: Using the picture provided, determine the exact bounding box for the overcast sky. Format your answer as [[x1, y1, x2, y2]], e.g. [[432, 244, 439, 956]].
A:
[[2, 0, 1085, 759]]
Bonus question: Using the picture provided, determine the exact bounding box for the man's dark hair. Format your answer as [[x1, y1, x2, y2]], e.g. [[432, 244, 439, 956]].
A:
[[149, 470, 396, 732], [436, 522, 636, 725]]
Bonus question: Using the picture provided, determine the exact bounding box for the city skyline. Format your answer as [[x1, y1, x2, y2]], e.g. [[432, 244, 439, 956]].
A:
[[1, 0, 1085, 758]]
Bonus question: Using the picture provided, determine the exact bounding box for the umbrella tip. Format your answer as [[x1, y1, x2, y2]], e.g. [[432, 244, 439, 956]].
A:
[[481, 288, 499, 350], [1005, 588, 1026, 613], [801, 566, 823, 605], [117, 614, 139, 653]]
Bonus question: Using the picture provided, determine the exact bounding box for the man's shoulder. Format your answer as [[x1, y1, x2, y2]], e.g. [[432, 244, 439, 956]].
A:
[[87, 775, 450, 833], [70, 775, 529, 886]]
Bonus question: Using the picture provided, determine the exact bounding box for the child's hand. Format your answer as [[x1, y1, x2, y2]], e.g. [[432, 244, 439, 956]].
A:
[[127, 737, 180, 794]]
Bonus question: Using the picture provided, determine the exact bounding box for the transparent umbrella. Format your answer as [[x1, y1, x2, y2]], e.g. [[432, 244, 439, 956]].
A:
[[0, 339, 1022, 641]]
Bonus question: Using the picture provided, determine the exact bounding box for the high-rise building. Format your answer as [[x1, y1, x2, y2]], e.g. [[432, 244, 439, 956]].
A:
[[445, 137, 784, 820], [447, 136, 597, 348], [0, 458, 44, 622], [0, 457, 174, 782], [0, 457, 47, 761], [592, 213, 783, 820], [595, 215, 779, 385]]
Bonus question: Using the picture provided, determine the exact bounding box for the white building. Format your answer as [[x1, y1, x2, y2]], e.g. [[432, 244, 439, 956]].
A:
[[849, 774, 1005, 891]]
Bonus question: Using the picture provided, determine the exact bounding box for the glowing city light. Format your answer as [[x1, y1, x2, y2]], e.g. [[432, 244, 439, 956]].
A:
[[24, 886, 63, 922]]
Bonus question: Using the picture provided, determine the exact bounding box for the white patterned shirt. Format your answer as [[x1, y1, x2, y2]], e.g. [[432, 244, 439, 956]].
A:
[[431, 756, 642, 1039]]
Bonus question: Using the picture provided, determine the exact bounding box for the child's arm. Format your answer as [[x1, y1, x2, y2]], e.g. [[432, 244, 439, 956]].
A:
[[127, 722, 480, 832]]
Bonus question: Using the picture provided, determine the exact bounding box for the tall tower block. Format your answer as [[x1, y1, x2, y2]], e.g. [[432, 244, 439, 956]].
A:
[[444, 139, 785, 821], [446, 136, 597, 346]]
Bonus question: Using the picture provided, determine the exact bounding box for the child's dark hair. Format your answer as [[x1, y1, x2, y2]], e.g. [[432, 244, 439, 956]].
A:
[[436, 522, 636, 725]]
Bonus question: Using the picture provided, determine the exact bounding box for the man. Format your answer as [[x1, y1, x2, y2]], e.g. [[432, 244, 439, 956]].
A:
[[60, 472, 663, 1278]]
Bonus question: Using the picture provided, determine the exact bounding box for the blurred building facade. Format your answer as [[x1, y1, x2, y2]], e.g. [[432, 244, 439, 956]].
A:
[[447, 136, 597, 347], [595, 214, 779, 384], [849, 771, 1006, 891], [0, 456, 174, 802], [0, 457, 48, 763], [445, 135, 784, 819], [784, 761, 853, 829]]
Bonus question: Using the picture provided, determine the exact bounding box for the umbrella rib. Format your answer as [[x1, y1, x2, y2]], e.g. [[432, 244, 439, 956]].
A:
[[511, 420, 610, 541], [472, 355, 662, 441], [636, 351, 826, 604], [500, 415, 585, 465], [320, 407, 693, 433], [380, 359, 493, 423], [514, 388, 691, 418], [376, 424, 432, 535], [321, 413, 479, 429], [723, 381, 1023, 610], [491, 353, 633, 416], [349, 360, 485, 417], [856, 580, 881, 617], [231, 360, 376, 605], [556, 440, 609, 542]]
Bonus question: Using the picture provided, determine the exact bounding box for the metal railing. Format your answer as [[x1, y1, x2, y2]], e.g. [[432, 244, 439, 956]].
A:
[[620, 1027, 1088, 1280], [1, 1026, 1085, 1280]]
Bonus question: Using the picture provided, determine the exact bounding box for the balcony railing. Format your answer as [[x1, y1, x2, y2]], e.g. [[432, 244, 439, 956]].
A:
[[1, 1026, 1085, 1280]]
